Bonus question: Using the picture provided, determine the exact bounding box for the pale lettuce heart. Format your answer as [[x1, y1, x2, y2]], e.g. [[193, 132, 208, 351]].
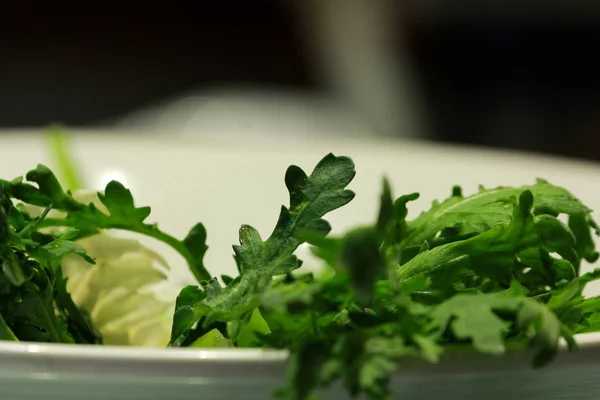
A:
[[28, 189, 179, 347], [62, 234, 177, 347]]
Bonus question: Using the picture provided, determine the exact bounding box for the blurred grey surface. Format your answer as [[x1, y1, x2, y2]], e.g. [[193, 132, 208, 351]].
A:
[[0, 2, 599, 160]]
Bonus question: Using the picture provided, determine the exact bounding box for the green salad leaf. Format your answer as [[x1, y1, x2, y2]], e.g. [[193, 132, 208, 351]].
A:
[[169, 153, 356, 346]]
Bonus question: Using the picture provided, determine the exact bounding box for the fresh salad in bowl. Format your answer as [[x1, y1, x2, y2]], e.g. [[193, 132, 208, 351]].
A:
[[1, 130, 600, 400]]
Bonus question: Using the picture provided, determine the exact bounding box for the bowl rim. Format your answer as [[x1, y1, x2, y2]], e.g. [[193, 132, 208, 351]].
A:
[[0, 332, 599, 363]]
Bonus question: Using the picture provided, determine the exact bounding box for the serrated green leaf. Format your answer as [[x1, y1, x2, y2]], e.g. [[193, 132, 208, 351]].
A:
[[97, 181, 151, 223], [429, 293, 561, 364], [182, 223, 209, 283], [0, 184, 101, 345], [396, 191, 538, 284], [169, 153, 356, 346], [43, 237, 95, 265], [403, 180, 590, 249]]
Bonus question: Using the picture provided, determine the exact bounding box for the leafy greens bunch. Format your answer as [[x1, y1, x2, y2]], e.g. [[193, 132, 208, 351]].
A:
[[167, 155, 600, 399], [0, 162, 210, 346], [1, 150, 600, 400], [0, 181, 99, 344]]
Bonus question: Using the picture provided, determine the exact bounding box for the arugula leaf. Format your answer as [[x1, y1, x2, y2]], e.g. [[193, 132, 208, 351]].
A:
[[396, 189, 592, 297], [0, 182, 101, 345], [0, 165, 211, 283], [169, 153, 356, 346], [540, 269, 600, 334], [396, 191, 538, 284], [403, 180, 590, 249], [429, 291, 561, 366]]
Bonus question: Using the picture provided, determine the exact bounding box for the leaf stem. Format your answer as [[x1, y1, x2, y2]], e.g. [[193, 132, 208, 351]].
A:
[[137, 225, 212, 283], [38, 218, 212, 283], [47, 126, 84, 192]]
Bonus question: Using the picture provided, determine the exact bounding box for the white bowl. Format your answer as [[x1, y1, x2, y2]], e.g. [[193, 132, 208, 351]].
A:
[[2, 129, 600, 399]]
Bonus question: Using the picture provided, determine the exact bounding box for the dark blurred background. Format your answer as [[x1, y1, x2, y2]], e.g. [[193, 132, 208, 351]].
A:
[[1, 2, 599, 160]]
